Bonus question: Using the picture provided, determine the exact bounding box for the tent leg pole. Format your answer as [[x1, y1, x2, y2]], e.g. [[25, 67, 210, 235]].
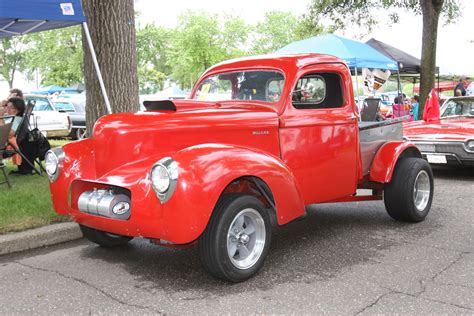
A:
[[82, 22, 112, 115], [396, 63, 401, 117]]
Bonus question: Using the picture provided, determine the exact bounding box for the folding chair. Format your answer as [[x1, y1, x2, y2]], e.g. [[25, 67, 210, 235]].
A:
[[7, 101, 44, 175], [0, 122, 13, 188]]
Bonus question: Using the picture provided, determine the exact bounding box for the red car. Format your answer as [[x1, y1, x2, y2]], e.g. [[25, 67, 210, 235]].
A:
[[404, 96, 474, 166], [45, 54, 433, 282]]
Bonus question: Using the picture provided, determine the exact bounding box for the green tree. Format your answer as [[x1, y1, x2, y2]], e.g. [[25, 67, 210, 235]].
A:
[[305, 0, 461, 111], [168, 12, 250, 89], [0, 37, 30, 88], [136, 24, 171, 94], [25, 26, 83, 87], [251, 11, 325, 55]]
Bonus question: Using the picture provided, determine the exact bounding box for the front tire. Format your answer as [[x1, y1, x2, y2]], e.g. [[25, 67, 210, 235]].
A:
[[384, 157, 434, 222], [199, 194, 272, 282], [80, 225, 133, 247]]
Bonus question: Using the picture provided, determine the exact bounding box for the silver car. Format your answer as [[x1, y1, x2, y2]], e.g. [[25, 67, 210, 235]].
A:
[[25, 94, 71, 138]]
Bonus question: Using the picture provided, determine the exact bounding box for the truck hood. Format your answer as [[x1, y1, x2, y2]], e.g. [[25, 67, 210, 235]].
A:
[[403, 117, 474, 141], [91, 100, 280, 177]]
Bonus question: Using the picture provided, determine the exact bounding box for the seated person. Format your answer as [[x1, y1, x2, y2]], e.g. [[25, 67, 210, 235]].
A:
[[5, 97, 37, 175]]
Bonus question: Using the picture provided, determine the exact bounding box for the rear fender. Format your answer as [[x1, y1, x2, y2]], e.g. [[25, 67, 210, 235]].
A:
[[162, 144, 306, 242], [369, 141, 422, 183]]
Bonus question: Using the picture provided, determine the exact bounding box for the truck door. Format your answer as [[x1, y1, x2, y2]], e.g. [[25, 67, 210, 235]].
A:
[[279, 63, 359, 204]]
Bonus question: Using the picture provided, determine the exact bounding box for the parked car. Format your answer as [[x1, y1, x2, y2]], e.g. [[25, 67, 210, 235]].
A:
[[404, 96, 474, 166], [45, 54, 433, 282], [52, 98, 86, 140], [24, 94, 71, 138]]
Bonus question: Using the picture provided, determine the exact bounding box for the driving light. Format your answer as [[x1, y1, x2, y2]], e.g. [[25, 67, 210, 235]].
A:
[[150, 157, 179, 204], [44, 148, 64, 182]]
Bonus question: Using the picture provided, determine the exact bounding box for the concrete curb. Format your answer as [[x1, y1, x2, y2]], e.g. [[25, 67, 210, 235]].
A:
[[0, 222, 83, 256]]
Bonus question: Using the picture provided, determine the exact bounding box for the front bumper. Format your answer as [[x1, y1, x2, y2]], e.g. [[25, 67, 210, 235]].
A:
[[48, 140, 210, 244], [414, 141, 474, 166]]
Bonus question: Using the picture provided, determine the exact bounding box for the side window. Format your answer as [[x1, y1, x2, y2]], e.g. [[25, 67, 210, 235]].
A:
[[292, 72, 343, 109]]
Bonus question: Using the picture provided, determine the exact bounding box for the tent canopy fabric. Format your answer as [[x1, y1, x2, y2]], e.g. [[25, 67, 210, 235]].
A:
[[275, 34, 398, 71], [30, 85, 79, 95], [0, 0, 85, 39], [413, 81, 457, 93], [366, 38, 420, 73]]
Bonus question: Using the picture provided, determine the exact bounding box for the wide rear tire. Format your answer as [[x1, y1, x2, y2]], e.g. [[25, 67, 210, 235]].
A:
[[199, 194, 272, 282], [80, 225, 133, 247], [384, 157, 434, 222]]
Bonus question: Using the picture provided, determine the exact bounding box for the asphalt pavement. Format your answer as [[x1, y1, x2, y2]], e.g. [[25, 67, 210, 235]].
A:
[[0, 167, 473, 314]]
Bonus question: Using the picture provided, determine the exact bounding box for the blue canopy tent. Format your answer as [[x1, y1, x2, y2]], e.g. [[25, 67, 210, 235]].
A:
[[275, 34, 398, 71], [275, 34, 399, 97], [0, 0, 111, 113], [30, 85, 79, 95]]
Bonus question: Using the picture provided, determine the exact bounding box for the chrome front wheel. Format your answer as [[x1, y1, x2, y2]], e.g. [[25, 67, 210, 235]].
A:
[[227, 208, 266, 270], [199, 194, 272, 282]]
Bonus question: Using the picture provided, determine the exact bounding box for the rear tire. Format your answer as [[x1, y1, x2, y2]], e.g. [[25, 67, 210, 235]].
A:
[[384, 157, 434, 222], [80, 225, 132, 247], [199, 194, 272, 282]]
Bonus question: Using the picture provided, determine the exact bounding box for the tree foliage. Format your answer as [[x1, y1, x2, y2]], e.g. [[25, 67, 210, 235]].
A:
[[24, 26, 83, 87], [168, 12, 250, 89], [305, 0, 461, 109], [0, 37, 30, 88], [136, 24, 171, 93], [7, 10, 325, 93], [306, 0, 460, 33]]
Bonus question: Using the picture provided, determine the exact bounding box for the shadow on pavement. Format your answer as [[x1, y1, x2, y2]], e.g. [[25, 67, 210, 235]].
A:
[[432, 166, 474, 180], [79, 201, 440, 296]]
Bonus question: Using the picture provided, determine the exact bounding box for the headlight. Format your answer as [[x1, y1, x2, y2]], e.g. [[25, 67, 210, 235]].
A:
[[151, 164, 170, 193], [466, 140, 474, 152], [44, 147, 64, 182], [150, 157, 178, 204]]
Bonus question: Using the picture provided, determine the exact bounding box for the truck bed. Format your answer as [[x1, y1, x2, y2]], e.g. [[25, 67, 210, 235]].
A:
[[359, 117, 407, 176]]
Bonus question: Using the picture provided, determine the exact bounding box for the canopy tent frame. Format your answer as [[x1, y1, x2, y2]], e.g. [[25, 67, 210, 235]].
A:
[[275, 34, 400, 102], [0, 0, 112, 114]]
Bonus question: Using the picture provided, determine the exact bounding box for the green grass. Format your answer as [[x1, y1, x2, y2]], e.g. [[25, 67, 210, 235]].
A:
[[0, 139, 72, 234]]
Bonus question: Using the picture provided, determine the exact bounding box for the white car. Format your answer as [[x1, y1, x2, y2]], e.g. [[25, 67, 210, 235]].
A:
[[25, 94, 71, 138]]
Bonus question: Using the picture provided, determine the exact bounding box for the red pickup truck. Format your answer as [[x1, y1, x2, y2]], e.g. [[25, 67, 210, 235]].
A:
[[45, 54, 433, 282]]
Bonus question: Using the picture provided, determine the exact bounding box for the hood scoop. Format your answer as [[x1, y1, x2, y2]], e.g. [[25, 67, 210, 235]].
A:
[[144, 100, 176, 111]]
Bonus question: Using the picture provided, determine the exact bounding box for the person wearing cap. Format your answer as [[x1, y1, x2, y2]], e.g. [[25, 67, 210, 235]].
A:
[[454, 76, 468, 96]]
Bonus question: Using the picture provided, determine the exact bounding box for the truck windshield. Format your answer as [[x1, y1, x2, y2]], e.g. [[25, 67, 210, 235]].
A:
[[441, 98, 474, 117], [193, 70, 285, 103]]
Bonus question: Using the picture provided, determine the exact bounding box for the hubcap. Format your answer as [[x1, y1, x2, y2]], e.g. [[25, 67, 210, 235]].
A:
[[413, 170, 430, 212], [227, 208, 266, 270]]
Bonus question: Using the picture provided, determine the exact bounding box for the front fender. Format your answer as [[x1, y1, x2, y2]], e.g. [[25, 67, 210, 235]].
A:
[[161, 144, 305, 243], [369, 141, 421, 183]]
